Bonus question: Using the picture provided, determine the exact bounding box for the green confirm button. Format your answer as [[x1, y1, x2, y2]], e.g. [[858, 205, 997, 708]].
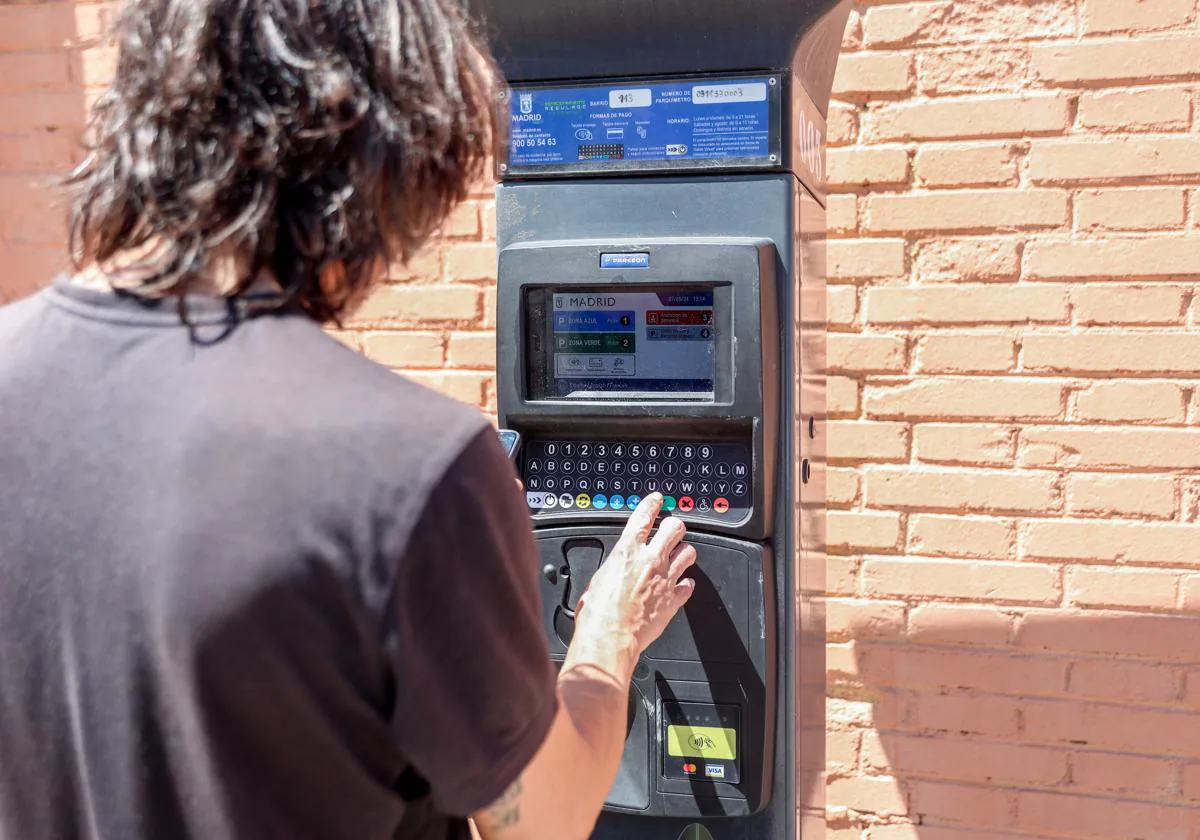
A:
[[663, 496, 677, 512]]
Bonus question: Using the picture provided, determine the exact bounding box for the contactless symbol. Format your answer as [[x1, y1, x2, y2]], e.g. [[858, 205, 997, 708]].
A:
[[609, 495, 626, 511], [714, 498, 730, 514], [576, 494, 591, 510], [689, 734, 716, 752], [592, 494, 608, 510], [678, 497, 695, 513], [559, 493, 575, 510]]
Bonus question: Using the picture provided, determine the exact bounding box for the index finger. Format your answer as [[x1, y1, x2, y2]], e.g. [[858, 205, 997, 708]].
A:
[[620, 492, 663, 546]]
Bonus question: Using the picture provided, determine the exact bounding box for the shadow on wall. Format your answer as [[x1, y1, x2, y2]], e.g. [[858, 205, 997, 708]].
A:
[[0, 2, 111, 304], [831, 608, 1200, 840]]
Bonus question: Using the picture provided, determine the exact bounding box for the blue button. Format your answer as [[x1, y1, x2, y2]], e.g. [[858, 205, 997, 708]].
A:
[[592, 494, 609, 510], [600, 252, 650, 270], [609, 495, 626, 511], [627, 494, 642, 509]]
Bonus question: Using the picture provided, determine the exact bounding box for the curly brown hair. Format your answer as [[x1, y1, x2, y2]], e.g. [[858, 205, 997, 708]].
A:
[[67, 0, 500, 324]]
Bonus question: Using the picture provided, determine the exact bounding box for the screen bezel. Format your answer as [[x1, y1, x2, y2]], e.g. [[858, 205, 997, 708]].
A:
[[525, 283, 735, 404], [498, 71, 785, 179]]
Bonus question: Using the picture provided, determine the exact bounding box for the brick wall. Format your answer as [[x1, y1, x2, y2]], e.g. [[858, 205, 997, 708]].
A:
[[3, 1, 1200, 837]]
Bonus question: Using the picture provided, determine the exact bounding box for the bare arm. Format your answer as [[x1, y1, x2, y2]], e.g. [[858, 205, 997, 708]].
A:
[[472, 493, 696, 840]]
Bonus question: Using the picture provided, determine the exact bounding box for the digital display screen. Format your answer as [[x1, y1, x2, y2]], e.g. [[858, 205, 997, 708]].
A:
[[541, 288, 716, 398], [505, 75, 778, 174]]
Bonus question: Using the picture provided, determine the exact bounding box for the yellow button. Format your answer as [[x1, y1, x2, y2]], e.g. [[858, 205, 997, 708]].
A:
[[575, 494, 592, 510], [666, 725, 737, 761]]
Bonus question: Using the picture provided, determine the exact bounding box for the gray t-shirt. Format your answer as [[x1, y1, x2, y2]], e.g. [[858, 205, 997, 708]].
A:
[[0, 278, 556, 840]]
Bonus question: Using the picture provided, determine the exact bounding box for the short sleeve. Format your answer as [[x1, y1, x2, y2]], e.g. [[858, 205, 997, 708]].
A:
[[381, 427, 557, 816]]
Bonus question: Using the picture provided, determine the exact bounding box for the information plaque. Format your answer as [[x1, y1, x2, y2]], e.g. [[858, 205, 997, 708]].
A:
[[501, 74, 783, 177]]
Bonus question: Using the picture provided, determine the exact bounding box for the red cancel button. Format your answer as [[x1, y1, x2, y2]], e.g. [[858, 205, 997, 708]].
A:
[[713, 498, 731, 514]]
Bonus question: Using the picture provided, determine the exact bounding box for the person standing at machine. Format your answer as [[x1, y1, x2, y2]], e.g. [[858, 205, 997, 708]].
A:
[[0, 2, 696, 839]]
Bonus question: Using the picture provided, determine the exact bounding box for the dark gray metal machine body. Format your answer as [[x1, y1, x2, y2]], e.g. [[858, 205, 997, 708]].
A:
[[480, 1, 848, 837]]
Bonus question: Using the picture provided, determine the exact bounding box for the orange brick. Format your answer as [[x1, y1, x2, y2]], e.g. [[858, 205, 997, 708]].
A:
[[1024, 696, 1200, 757], [444, 243, 496, 282], [827, 556, 859, 596], [909, 693, 1020, 739], [1178, 576, 1200, 612], [828, 286, 858, 327], [1072, 285, 1189, 325], [1023, 612, 1200, 669], [829, 420, 909, 464], [832, 52, 914, 98], [829, 376, 861, 418], [913, 237, 1021, 282], [1020, 427, 1200, 470], [861, 646, 1067, 695], [0, 206, 64, 245], [1074, 380, 1187, 423], [1022, 518, 1200, 565], [908, 603, 1015, 647], [1018, 789, 1193, 839], [826, 776, 907, 817], [828, 467, 861, 507], [861, 3, 952, 48], [0, 90, 83, 131], [388, 246, 443, 282], [916, 333, 1014, 374], [350, 285, 481, 326], [0, 132, 75, 172], [867, 379, 1064, 422], [864, 557, 1060, 604], [1067, 473, 1178, 520], [0, 246, 62, 294], [404, 371, 490, 408], [909, 780, 1012, 828], [480, 201, 496, 242], [73, 45, 117, 89], [826, 729, 859, 770], [361, 332, 444, 369], [827, 146, 909, 192], [909, 513, 1014, 559], [867, 284, 1068, 326], [1034, 36, 1200, 85], [829, 510, 904, 553], [1078, 86, 1193, 132], [827, 597, 906, 642], [828, 334, 907, 374], [914, 143, 1019, 188], [827, 102, 859, 146], [1076, 187, 1186, 232], [1024, 333, 1200, 375], [1070, 658, 1180, 705], [865, 189, 1068, 234], [1083, 0, 1196, 34], [918, 48, 1030, 95], [827, 239, 907, 280], [867, 466, 1062, 514], [0, 5, 77, 53], [1067, 566, 1179, 610], [446, 331, 496, 369], [1030, 137, 1200, 184], [873, 733, 1065, 786], [1072, 751, 1176, 797], [912, 423, 1017, 468], [438, 202, 481, 239], [0, 51, 69, 92], [827, 194, 857, 233], [481, 287, 497, 328], [864, 95, 1071, 142]]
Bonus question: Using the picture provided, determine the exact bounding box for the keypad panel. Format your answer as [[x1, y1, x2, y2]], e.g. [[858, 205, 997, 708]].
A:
[[522, 440, 752, 523]]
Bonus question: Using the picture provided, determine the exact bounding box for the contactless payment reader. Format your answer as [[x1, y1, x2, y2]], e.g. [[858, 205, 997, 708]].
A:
[[475, 0, 851, 837]]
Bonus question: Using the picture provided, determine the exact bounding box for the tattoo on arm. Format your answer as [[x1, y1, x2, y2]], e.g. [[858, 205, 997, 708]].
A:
[[480, 777, 524, 833]]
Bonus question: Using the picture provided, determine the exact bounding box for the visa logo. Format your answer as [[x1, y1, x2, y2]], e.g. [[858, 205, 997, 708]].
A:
[[704, 764, 725, 780]]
